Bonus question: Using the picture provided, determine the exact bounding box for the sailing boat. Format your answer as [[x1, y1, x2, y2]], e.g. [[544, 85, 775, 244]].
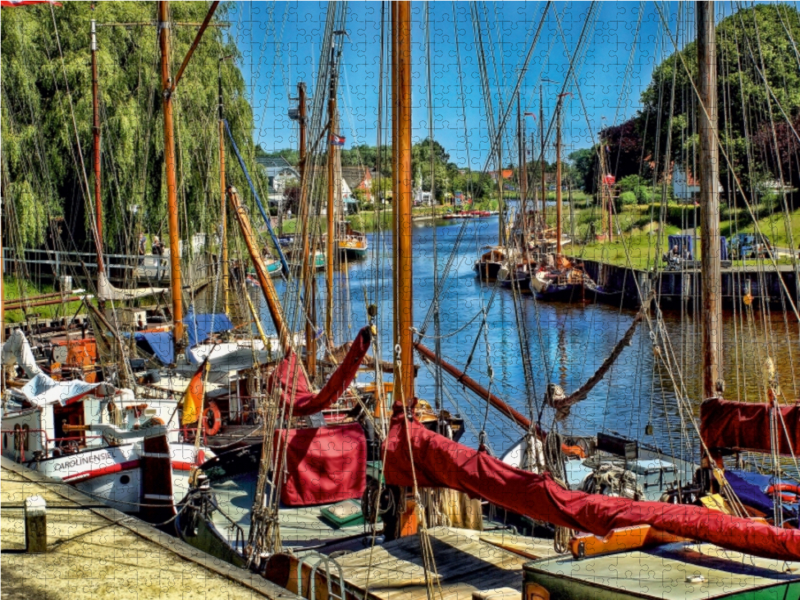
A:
[[529, 92, 597, 302]]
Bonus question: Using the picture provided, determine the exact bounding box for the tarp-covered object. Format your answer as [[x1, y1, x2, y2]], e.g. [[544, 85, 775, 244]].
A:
[[273, 423, 366, 506], [16, 373, 116, 407], [97, 272, 167, 303], [2, 329, 42, 377], [384, 414, 800, 562], [701, 398, 800, 456], [267, 326, 373, 417], [135, 331, 174, 365], [184, 311, 234, 349]]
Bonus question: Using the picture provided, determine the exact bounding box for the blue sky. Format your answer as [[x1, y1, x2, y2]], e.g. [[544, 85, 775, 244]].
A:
[[225, 2, 708, 169]]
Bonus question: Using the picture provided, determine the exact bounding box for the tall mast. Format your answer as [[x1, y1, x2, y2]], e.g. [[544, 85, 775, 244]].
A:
[[540, 86, 546, 224], [218, 57, 229, 315], [697, 0, 723, 399], [497, 142, 504, 246], [555, 95, 563, 255], [393, 0, 414, 400], [158, 0, 184, 352], [326, 36, 340, 347], [297, 82, 316, 375], [91, 12, 104, 276], [517, 98, 527, 227]]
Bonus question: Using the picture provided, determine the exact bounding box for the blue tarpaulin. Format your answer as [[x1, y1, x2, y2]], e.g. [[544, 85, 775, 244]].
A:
[[727, 469, 798, 519], [135, 331, 174, 365], [184, 311, 234, 349]]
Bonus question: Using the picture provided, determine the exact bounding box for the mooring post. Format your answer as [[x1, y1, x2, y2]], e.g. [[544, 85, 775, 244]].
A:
[[24, 495, 47, 553]]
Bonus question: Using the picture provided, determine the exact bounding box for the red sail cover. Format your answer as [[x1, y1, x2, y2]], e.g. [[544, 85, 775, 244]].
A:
[[384, 415, 800, 562], [268, 326, 372, 417], [701, 398, 800, 456], [273, 423, 366, 506]]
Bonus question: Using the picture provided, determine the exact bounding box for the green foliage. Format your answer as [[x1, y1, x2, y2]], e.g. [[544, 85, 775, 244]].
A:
[[568, 148, 595, 192], [1, 2, 263, 250], [639, 4, 800, 192], [617, 175, 654, 204], [618, 191, 638, 207]]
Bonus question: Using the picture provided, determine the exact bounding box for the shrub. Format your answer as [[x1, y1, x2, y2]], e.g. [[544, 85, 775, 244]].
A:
[[619, 191, 638, 206]]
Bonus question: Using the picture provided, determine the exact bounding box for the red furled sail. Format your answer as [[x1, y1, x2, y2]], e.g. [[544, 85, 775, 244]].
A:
[[268, 326, 373, 417], [701, 397, 800, 456], [273, 423, 366, 506], [384, 414, 800, 562]]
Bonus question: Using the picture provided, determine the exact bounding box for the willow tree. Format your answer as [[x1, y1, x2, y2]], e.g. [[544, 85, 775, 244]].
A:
[[1, 1, 264, 251]]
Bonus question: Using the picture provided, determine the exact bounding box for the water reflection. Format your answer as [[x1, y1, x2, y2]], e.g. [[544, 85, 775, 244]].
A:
[[254, 215, 799, 460]]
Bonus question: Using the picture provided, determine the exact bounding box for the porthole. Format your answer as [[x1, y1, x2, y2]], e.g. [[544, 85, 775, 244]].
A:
[[120, 475, 131, 485]]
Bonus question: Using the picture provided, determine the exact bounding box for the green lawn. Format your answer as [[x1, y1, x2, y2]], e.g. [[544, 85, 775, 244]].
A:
[[3, 277, 87, 323]]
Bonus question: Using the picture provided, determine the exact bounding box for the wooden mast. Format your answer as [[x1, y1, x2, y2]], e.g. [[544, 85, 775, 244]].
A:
[[228, 186, 290, 354], [517, 98, 527, 231], [540, 86, 546, 225], [218, 57, 229, 315], [697, 0, 723, 399], [91, 11, 105, 276], [297, 82, 316, 375], [555, 95, 563, 256], [326, 37, 339, 347], [393, 0, 414, 399], [158, 0, 184, 352]]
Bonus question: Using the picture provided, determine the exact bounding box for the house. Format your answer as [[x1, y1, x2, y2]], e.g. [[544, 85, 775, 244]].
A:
[[488, 169, 514, 183], [341, 166, 374, 202], [255, 156, 300, 207], [672, 164, 700, 201]]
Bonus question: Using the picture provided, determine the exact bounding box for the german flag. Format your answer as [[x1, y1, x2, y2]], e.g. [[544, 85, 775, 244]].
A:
[[181, 361, 207, 425]]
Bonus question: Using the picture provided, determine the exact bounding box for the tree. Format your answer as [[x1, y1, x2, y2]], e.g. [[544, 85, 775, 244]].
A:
[[568, 148, 595, 192], [638, 4, 800, 194], [1, 2, 262, 250]]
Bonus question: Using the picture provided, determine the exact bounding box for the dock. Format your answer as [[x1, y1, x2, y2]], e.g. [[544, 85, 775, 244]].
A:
[[277, 527, 556, 600], [0, 457, 300, 600], [579, 258, 799, 307]]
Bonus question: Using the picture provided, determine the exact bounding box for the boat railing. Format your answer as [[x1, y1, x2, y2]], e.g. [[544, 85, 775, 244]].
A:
[[0, 427, 104, 461], [297, 552, 346, 600]]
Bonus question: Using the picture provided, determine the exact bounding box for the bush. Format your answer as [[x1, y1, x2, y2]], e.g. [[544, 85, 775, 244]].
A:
[[635, 187, 654, 204], [619, 191, 638, 206]]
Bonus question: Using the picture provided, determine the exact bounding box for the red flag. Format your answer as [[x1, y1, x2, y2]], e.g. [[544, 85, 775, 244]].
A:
[[1, 0, 62, 6]]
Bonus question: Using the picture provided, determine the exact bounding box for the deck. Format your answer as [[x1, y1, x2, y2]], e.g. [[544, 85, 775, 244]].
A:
[[289, 527, 556, 600], [0, 457, 298, 600]]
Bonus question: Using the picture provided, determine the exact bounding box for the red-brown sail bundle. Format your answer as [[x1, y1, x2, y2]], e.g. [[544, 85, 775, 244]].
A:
[[384, 412, 800, 562], [267, 326, 373, 417], [701, 397, 800, 456]]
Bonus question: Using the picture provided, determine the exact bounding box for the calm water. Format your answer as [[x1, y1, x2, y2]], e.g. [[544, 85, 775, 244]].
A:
[[256, 215, 800, 461]]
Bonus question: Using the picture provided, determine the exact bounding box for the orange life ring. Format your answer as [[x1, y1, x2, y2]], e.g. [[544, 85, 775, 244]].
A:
[[767, 483, 800, 504], [203, 401, 222, 437]]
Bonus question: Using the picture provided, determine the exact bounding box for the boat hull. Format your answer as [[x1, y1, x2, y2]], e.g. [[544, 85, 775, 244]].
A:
[[24, 442, 205, 515], [474, 260, 503, 281]]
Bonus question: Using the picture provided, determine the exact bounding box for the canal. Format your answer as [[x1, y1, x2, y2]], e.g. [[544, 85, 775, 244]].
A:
[[260, 215, 800, 463]]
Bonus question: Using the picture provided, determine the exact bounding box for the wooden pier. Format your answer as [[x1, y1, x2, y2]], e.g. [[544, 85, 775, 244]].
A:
[[580, 258, 799, 308], [0, 457, 299, 600]]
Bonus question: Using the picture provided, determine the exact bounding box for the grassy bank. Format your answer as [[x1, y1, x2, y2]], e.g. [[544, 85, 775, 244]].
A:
[[3, 277, 87, 324]]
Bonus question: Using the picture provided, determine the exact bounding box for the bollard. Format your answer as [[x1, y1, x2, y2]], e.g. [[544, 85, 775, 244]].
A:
[[24, 495, 47, 553]]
